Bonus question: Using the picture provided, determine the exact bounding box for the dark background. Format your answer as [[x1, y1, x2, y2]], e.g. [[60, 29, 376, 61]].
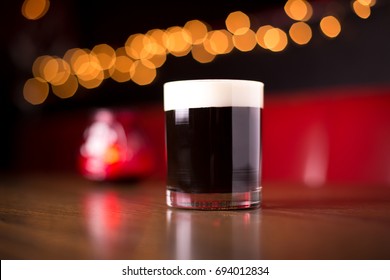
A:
[[1, 0, 390, 174]]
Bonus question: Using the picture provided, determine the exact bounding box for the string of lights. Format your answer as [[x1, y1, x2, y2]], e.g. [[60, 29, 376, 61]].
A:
[[21, 0, 377, 105]]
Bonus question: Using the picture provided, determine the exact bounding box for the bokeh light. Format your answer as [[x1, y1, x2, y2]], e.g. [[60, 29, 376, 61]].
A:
[[41, 56, 59, 82], [78, 70, 104, 89], [32, 55, 51, 79], [353, 1, 371, 19], [320, 16, 341, 38], [255, 25, 273, 49], [23, 77, 49, 105], [184, 20, 208, 45], [146, 53, 166, 68], [108, 52, 133, 83], [191, 44, 216, 63], [92, 44, 116, 70], [264, 28, 288, 52], [21, 0, 50, 20], [130, 60, 156, 85], [146, 29, 168, 55], [163, 26, 192, 57], [289, 22, 312, 45], [232, 29, 257, 52], [284, 0, 313, 21], [76, 54, 103, 83], [23, 0, 379, 105], [125, 34, 151, 60], [49, 58, 71, 86], [225, 11, 251, 35], [205, 30, 234, 55], [51, 74, 78, 99], [357, 0, 376, 6], [68, 49, 91, 76]]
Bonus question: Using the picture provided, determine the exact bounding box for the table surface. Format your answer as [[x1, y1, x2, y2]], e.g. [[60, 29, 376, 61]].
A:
[[1, 174, 390, 260]]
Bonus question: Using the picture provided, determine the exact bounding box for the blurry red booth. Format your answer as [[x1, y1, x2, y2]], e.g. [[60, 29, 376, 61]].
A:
[[262, 86, 390, 186]]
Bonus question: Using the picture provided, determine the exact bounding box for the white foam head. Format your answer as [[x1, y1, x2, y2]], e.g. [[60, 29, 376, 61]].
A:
[[163, 79, 264, 111]]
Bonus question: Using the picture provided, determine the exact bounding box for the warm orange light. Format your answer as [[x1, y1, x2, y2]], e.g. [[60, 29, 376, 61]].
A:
[[63, 48, 80, 74], [32, 55, 51, 79], [49, 58, 71, 86], [357, 0, 376, 6], [284, 0, 313, 21], [191, 44, 216, 63], [21, 0, 50, 20], [78, 70, 104, 89], [205, 30, 233, 55], [184, 20, 208, 45], [42, 56, 60, 82], [255, 25, 273, 49], [146, 54, 166, 68], [51, 74, 78, 99], [143, 36, 163, 58], [233, 29, 257, 52], [130, 60, 156, 86], [68, 49, 90, 76], [353, 1, 371, 19], [92, 44, 116, 70], [23, 77, 49, 105], [320, 16, 341, 38], [125, 34, 151, 60], [225, 11, 251, 35], [75, 53, 103, 83], [163, 26, 192, 57], [108, 54, 133, 83], [289, 22, 312, 45], [264, 28, 288, 52], [146, 29, 168, 55]]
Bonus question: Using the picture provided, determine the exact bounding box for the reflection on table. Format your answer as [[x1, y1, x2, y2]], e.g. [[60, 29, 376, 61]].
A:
[[1, 175, 390, 259]]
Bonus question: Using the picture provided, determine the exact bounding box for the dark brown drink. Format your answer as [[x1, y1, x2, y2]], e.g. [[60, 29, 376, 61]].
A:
[[164, 79, 263, 210], [165, 107, 261, 194]]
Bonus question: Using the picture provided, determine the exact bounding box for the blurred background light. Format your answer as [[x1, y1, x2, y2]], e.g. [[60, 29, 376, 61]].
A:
[[51, 74, 78, 99], [357, 0, 376, 6], [264, 27, 288, 52], [146, 53, 166, 69], [125, 34, 148, 60], [225, 11, 251, 35], [108, 53, 133, 83], [353, 0, 372, 19], [10, 0, 389, 105], [163, 26, 192, 57], [289, 21, 312, 45], [21, 0, 50, 20], [78, 70, 104, 89], [184, 20, 209, 45], [49, 58, 71, 86], [23, 77, 49, 105], [284, 0, 313, 21], [130, 60, 156, 86], [191, 44, 216, 63], [91, 44, 116, 71], [145, 29, 168, 55], [255, 25, 274, 49], [320, 16, 341, 38], [232, 29, 257, 52], [206, 29, 234, 55]]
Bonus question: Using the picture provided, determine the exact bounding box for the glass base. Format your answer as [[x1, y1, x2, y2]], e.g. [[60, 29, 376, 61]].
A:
[[166, 188, 261, 210]]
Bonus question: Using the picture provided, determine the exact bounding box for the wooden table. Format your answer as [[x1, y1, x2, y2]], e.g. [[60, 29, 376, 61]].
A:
[[1, 174, 390, 260]]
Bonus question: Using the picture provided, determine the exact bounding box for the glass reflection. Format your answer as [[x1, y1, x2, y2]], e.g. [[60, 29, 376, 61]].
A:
[[166, 209, 262, 259]]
